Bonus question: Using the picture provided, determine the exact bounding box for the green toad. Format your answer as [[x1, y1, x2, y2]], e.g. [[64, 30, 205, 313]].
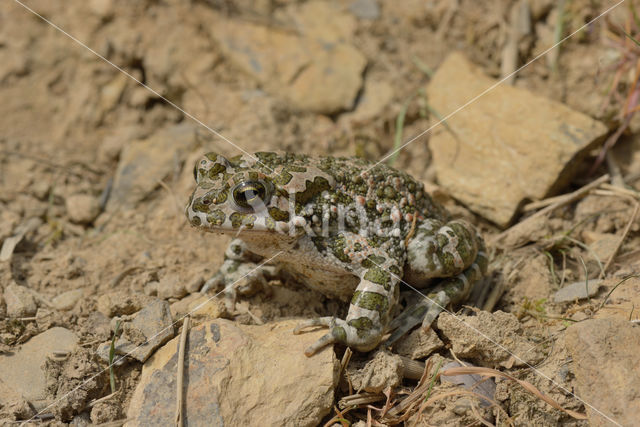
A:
[[185, 152, 487, 356]]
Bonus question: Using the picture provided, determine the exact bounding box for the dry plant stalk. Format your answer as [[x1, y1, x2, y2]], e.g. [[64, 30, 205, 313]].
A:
[[175, 316, 190, 427]]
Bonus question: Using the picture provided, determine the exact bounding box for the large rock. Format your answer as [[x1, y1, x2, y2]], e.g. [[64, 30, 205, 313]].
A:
[[0, 327, 77, 404], [107, 123, 200, 210], [427, 53, 608, 226], [565, 318, 640, 426], [208, 14, 366, 114], [126, 319, 337, 426]]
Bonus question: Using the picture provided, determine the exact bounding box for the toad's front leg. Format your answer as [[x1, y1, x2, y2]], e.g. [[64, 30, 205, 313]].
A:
[[294, 257, 401, 356]]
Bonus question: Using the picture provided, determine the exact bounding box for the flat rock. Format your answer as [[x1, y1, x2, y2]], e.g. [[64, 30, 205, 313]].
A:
[[4, 283, 37, 317], [0, 327, 77, 403], [126, 319, 337, 427], [98, 299, 174, 363], [427, 52, 608, 226], [107, 123, 199, 210], [552, 279, 602, 303], [565, 318, 640, 426], [208, 15, 366, 114]]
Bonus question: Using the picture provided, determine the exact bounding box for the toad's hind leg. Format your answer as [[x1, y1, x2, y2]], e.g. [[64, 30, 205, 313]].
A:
[[385, 232, 488, 346], [294, 256, 402, 356]]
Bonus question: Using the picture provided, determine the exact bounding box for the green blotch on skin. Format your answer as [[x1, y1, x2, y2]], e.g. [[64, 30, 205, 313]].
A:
[[312, 236, 327, 253], [265, 216, 276, 230], [207, 210, 226, 226], [192, 198, 211, 213], [389, 265, 401, 277], [331, 235, 351, 263], [205, 152, 219, 161], [295, 176, 331, 206], [207, 163, 226, 179], [230, 212, 243, 228], [273, 170, 293, 186], [347, 317, 374, 338], [331, 326, 347, 343], [190, 216, 201, 226], [268, 207, 290, 222], [361, 255, 387, 268], [351, 291, 389, 318], [226, 262, 240, 274], [214, 189, 228, 204], [363, 267, 391, 290]]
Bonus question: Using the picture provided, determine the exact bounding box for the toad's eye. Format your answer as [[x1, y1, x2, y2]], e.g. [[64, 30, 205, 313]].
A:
[[232, 181, 269, 211]]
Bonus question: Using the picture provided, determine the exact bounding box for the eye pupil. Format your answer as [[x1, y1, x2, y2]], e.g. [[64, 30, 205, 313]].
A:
[[233, 181, 268, 211]]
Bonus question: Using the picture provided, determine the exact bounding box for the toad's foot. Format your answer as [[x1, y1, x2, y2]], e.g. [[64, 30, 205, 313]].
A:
[[294, 316, 385, 357], [384, 242, 488, 346], [201, 238, 277, 312]]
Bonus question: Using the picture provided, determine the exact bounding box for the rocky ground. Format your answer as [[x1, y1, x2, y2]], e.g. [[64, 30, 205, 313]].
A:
[[2, 0, 640, 425]]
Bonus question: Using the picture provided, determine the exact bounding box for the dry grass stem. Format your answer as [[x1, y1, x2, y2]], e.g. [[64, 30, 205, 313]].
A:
[[175, 316, 190, 427]]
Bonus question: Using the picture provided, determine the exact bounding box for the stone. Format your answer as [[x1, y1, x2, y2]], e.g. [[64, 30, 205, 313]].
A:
[[341, 79, 394, 125], [348, 350, 403, 393], [96, 291, 153, 317], [427, 52, 608, 226], [4, 283, 37, 317], [208, 17, 366, 114], [565, 318, 640, 426], [393, 327, 444, 360], [98, 300, 174, 363], [125, 319, 336, 426], [0, 327, 77, 403], [51, 288, 84, 311], [436, 311, 544, 369], [107, 123, 200, 210], [552, 279, 602, 303], [65, 194, 101, 224], [156, 274, 187, 300], [285, 0, 356, 44]]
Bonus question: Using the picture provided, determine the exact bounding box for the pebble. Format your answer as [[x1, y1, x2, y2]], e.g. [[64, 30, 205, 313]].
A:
[[4, 283, 37, 318], [156, 274, 187, 300], [66, 194, 101, 224], [51, 288, 84, 311]]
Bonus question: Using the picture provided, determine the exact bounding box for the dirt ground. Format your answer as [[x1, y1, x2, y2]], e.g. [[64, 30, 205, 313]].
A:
[[2, 0, 640, 425]]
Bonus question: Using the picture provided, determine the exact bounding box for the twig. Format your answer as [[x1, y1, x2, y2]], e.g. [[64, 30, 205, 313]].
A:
[[602, 202, 640, 276], [175, 316, 190, 427]]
